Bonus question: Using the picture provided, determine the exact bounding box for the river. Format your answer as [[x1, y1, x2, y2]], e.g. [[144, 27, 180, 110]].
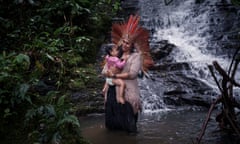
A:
[[80, 107, 238, 144]]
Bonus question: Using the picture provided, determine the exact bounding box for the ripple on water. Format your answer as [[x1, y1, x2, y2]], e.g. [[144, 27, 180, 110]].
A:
[[80, 109, 239, 144]]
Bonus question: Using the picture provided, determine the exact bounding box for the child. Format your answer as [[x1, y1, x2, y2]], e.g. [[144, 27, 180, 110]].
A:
[[102, 45, 126, 104]]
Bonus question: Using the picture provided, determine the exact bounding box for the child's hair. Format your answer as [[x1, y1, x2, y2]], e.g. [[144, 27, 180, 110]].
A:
[[105, 45, 123, 58], [105, 46, 112, 56]]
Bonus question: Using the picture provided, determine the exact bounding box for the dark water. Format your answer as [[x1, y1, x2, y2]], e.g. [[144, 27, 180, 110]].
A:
[[80, 108, 238, 144]]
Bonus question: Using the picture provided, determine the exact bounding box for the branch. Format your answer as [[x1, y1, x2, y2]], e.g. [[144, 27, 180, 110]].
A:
[[208, 65, 223, 92], [195, 98, 221, 144], [213, 61, 240, 87], [224, 109, 240, 136], [228, 47, 240, 75]]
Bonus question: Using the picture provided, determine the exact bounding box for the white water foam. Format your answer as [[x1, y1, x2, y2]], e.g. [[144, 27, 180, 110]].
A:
[[138, 0, 239, 113]]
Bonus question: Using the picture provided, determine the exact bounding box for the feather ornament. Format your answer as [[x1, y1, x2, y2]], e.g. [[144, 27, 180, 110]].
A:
[[111, 15, 154, 75]]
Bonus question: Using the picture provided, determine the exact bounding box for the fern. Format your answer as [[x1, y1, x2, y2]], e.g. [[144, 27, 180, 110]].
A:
[[57, 95, 66, 106], [24, 93, 82, 143], [51, 131, 61, 144], [57, 115, 80, 128]]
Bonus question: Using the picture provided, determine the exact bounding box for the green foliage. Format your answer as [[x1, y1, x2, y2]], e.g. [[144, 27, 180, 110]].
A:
[[0, 0, 121, 143], [25, 93, 88, 144], [0, 52, 32, 111], [0, 51, 36, 143], [231, 0, 240, 5]]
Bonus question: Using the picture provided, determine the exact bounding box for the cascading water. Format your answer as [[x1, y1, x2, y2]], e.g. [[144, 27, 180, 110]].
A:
[[137, 0, 240, 113], [150, 0, 229, 63], [81, 1, 240, 143]]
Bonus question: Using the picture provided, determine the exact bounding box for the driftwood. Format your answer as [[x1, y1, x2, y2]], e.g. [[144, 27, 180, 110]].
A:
[[195, 49, 240, 144]]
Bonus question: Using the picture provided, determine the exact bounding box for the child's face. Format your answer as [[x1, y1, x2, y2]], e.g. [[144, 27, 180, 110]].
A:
[[110, 47, 119, 57]]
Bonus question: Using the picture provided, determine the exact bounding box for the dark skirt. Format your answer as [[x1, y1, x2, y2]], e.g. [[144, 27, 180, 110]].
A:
[[105, 86, 138, 133]]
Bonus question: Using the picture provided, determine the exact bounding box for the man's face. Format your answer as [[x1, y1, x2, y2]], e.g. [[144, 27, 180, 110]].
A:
[[122, 39, 131, 52]]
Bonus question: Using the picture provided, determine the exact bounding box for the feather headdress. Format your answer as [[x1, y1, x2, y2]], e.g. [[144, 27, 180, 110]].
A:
[[111, 14, 154, 76]]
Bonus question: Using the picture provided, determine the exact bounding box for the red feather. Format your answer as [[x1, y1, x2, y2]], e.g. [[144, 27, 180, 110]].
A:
[[111, 14, 155, 75]]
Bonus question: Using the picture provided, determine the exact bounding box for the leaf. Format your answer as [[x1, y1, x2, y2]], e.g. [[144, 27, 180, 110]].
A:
[[57, 115, 80, 128], [0, 72, 10, 81], [231, 0, 240, 5], [46, 53, 55, 61], [35, 60, 45, 71], [51, 131, 61, 144], [14, 53, 30, 64], [4, 108, 10, 113], [44, 105, 56, 118], [57, 95, 65, 106], [25, 108, 37, 121], [18, 83, 30, 100]]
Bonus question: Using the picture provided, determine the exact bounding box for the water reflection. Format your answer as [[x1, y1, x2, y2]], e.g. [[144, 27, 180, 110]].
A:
[[80, 115, 137, 144], [80, 109, 239, 144]]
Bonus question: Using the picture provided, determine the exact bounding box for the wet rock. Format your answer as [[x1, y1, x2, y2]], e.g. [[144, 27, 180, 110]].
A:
[[150, 40, 176, 60]]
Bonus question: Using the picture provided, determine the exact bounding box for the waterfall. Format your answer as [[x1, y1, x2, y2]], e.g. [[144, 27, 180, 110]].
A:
[[136, 0, 240, 113], [140, 0, 231, 64]]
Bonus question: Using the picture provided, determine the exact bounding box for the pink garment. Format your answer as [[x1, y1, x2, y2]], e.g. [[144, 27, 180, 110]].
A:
[[102, 52, 142, 114], [106, 55, 126, 69]]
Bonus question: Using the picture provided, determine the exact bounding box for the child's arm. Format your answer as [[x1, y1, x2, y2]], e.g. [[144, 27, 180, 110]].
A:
[[102, 82, 108, 103], [115, 58, 126, 69], [102, 82, 108, 94]]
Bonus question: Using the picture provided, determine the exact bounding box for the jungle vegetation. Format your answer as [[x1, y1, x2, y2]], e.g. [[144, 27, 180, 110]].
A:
[[0, 0, 121, 143]]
